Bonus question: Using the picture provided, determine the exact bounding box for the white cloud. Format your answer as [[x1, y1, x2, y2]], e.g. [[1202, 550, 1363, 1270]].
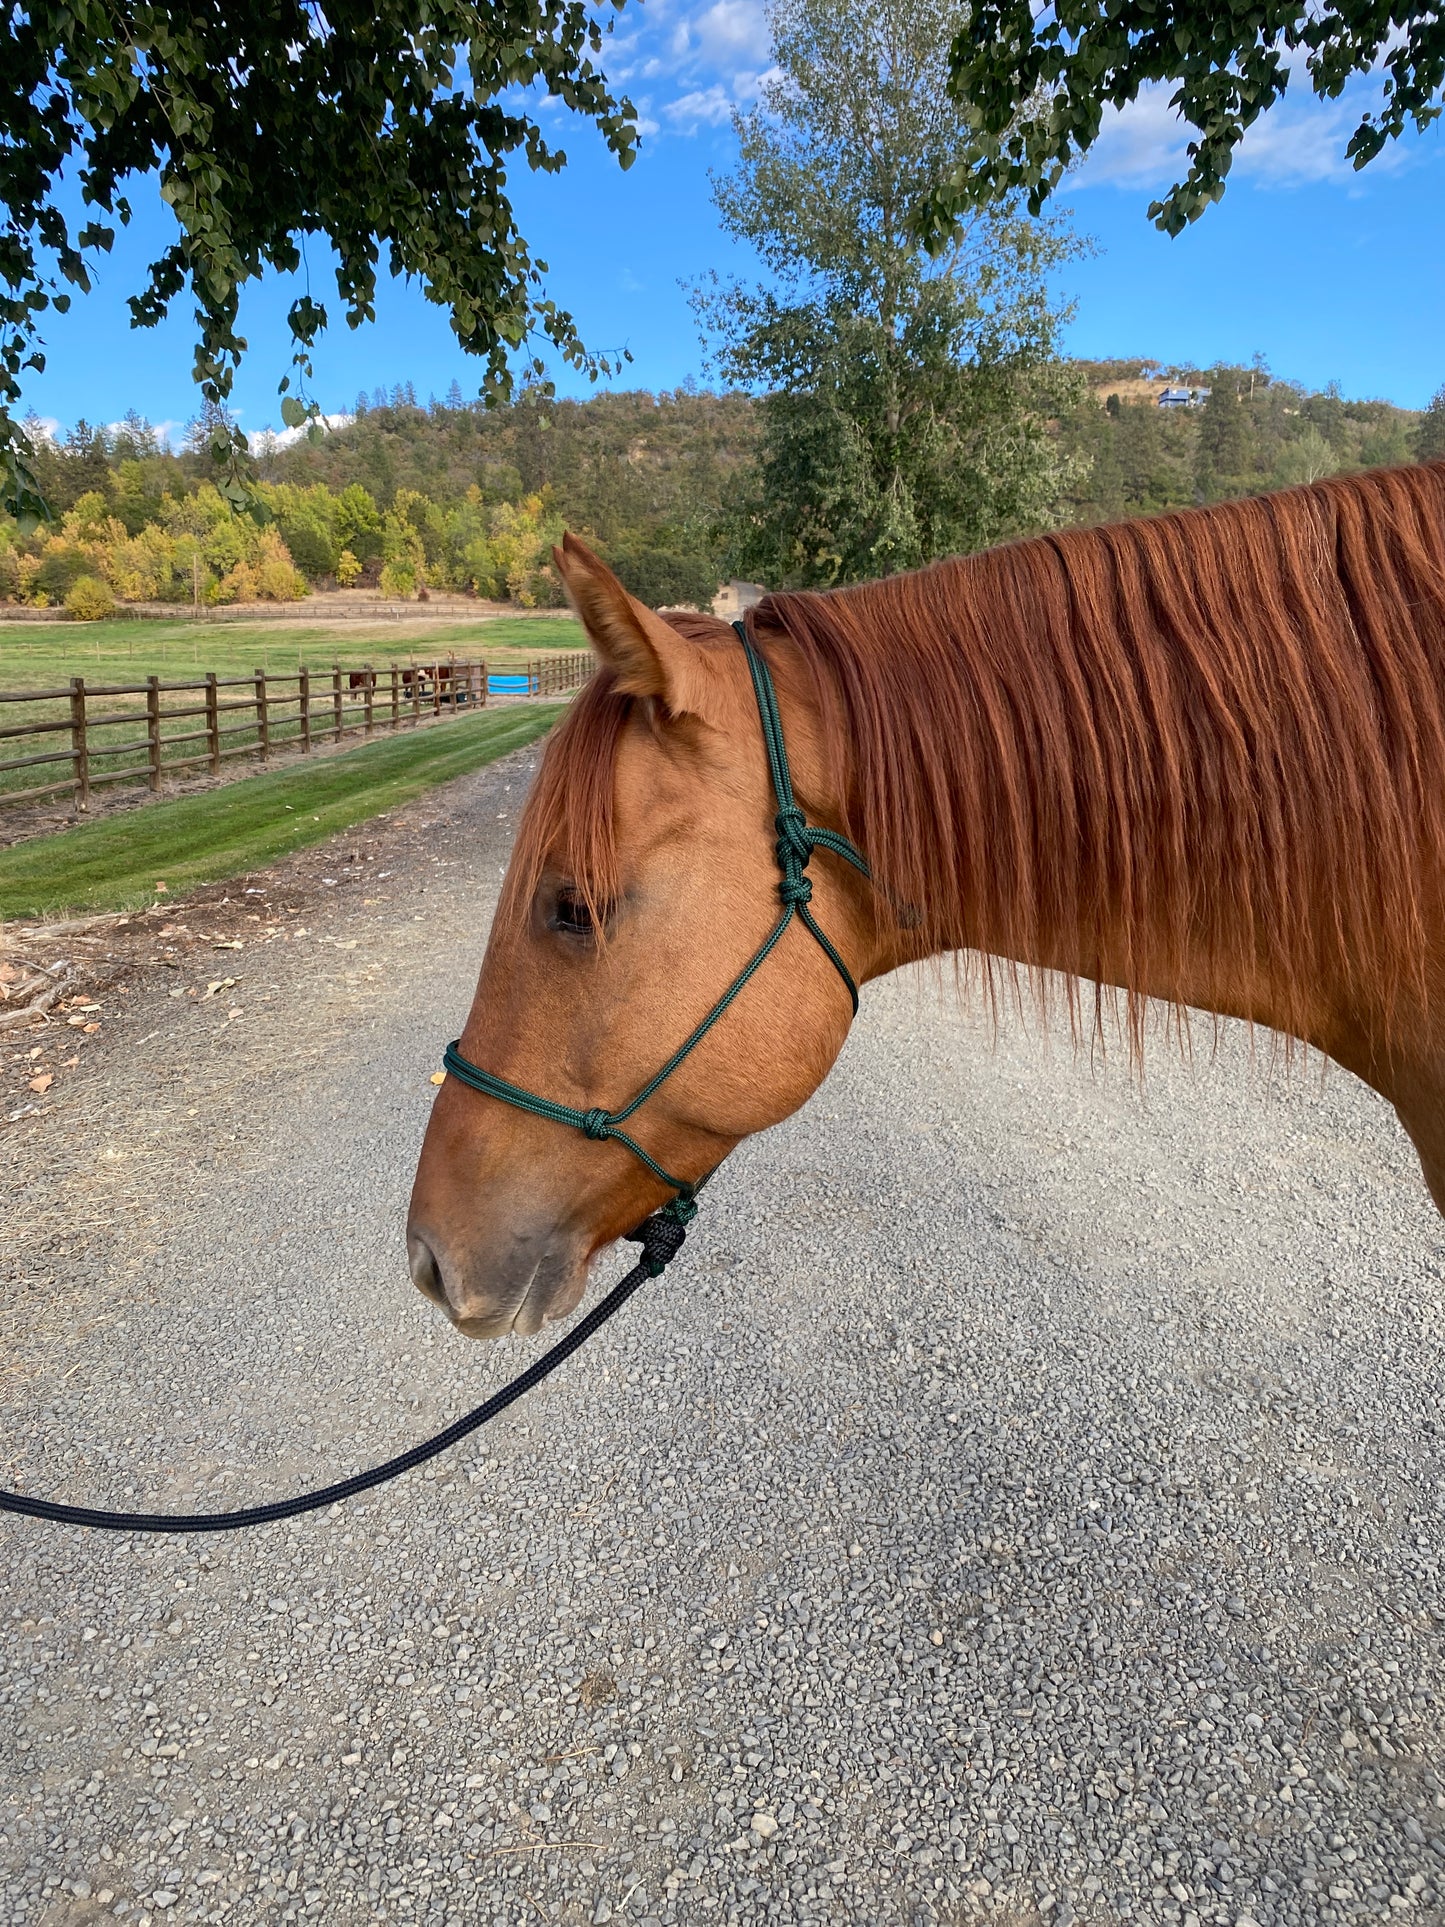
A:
[[614, 0, 773, 141], [665, 85, 739, 129], [256, 411, 354, 451], [1077, 75, 1419, 195], [692, 0, 770, 66], [1075, 88, 1190, 190]]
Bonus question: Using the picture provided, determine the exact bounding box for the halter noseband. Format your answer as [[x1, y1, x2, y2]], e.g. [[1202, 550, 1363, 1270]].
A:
[[440, 619, 871, 1250]]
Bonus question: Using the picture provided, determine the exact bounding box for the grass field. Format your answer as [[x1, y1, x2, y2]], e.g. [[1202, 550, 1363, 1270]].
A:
[[0, 613, 585, 687], [0, 702, 564, 921]]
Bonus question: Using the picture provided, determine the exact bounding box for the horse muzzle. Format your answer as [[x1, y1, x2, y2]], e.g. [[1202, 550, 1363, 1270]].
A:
[[407, 1222, 588, 1339]]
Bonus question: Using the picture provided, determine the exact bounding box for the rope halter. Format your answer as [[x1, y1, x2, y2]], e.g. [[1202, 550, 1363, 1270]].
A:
[[441, 620, 873, 1250]]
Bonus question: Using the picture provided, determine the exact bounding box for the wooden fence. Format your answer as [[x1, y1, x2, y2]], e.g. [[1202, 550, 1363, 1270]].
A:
[[530, 653, 593, 698], [0, 652, 592, 812]]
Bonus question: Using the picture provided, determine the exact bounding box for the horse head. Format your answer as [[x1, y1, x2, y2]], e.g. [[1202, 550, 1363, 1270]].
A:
[[406, 537, 880, 1338]]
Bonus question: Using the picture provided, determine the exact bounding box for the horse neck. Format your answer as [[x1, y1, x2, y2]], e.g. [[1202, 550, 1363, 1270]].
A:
[[775, 513, 1423, 1055]]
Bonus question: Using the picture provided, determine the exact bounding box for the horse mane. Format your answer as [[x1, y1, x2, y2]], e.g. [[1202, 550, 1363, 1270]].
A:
[[515, 464, 1445, 1053]]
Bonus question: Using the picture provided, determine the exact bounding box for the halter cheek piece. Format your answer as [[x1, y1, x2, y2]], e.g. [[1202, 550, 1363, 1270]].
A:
[[441, 620, 872, 1264]]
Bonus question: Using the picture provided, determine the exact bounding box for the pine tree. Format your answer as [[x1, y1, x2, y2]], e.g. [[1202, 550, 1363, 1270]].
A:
[[1416, 384, 1445, 463], [1195, 374, 1253, 501]]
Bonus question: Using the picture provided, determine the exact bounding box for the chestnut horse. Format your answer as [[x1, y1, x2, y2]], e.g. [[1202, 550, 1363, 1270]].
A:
[[409, 462, 1445, 1339]]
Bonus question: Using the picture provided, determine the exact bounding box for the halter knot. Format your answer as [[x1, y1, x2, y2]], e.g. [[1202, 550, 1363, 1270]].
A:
[[778, 875, 812, 905], [581, 1108, 612, 1141], [774, 804, 813, 871]]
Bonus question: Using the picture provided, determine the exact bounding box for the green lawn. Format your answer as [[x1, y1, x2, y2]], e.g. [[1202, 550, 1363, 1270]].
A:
[[0, 702, 563, 921], [0, 613, 585, 687]]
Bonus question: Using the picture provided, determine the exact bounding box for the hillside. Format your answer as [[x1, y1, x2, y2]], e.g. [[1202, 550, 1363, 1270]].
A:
[[3, 367, 1433, 619], [1060, 359, 1425, 523]]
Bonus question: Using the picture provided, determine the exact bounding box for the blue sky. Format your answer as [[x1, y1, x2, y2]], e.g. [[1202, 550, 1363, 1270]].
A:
[[18, 0, 1445, 445]]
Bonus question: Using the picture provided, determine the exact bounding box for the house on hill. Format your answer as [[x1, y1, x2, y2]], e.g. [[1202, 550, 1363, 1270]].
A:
[[712, 579, 767, 619], [1158, 385, 1211, 409]]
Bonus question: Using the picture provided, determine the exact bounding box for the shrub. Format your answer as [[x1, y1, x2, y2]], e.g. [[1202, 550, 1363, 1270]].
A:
[[252, 528, 307, 600], [36, 546, 91, 604], [507, 562, 565, 608], [276, 514, 336, 579], [66, 574, 117, 621], [335, 548, 362, 587], [606, 547, 722, 611]]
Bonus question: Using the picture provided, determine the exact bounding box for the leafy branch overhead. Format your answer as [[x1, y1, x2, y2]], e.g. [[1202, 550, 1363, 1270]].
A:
[[933, 0, 1445, 239], [1, 0, 640, 521]]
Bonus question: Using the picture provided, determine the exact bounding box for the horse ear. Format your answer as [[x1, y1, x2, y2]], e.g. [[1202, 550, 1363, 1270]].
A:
[[552, 533, 718, 718]]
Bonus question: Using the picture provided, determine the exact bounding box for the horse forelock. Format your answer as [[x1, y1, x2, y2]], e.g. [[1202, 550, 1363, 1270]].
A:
[[506, 609, 736, 937], [505, 663, 630, 935]]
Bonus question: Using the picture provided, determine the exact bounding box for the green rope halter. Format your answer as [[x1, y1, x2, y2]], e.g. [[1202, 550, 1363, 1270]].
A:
[[441, 620, 871, 1239]]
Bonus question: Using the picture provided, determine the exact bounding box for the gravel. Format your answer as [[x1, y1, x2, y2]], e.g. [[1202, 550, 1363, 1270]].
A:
[[1, 743, 1443, 1926]]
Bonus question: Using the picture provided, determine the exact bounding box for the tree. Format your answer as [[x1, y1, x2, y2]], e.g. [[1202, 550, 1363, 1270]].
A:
[[2, 0, 640, 525], [1194, 371, 1254, 501], [935, 0, 1445, 241], [696, 0, 1084, 590], [1271, 424, 1340, 489], [1418, 386, 1445, 463]]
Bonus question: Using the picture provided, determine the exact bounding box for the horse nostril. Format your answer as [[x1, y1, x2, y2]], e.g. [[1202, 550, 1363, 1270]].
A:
[[408, 1234, 447, 1307]]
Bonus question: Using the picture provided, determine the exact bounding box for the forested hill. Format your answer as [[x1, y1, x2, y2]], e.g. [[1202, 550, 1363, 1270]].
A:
[[263, 362, 1428, 546], [266, 385, 757, 583], [4, 367, 1434, 617], [1060, 359, 1428, 524]]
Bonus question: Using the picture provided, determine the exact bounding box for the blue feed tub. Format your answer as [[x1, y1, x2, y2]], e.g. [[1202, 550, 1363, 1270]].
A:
[[487, 673, 534, 695]]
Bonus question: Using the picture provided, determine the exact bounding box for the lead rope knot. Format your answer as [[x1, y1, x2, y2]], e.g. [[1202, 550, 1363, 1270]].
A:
[[581, 1108, 612, 1141], [625, 1194, 696, 1277], [777, 875, 812, 905]]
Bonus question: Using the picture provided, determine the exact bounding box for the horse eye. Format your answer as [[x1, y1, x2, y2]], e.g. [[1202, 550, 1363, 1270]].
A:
[[551, 889, 595, 937]]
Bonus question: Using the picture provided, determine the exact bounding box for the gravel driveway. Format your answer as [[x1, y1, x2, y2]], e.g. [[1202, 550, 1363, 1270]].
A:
[[1, 745, 1442, 1927]]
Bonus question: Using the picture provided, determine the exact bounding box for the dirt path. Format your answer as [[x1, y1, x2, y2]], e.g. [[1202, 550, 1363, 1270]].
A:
[[1, 748, 1442, 1927]]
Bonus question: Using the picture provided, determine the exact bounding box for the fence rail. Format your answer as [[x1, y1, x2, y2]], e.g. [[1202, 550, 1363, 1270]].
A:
[[0, 652, 592, 812]]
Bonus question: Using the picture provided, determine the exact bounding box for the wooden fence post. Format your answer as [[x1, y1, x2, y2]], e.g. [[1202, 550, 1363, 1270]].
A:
[[205, 672, 220, 773], [390, 664, 400, 730], [363, 664, 374, 736], [299, 666, 311, 752], [255, 668, 270, 760], [146, 675, 162, 791], [69, 676, 90, 808], [433, 664, 441, 717], [479, 660, 487, 708], [332, 662, 343, 742], [412, 661, 421, 727]]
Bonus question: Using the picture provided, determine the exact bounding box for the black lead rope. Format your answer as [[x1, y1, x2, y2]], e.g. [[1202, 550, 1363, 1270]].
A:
[[0, 1209, 690, 1535]]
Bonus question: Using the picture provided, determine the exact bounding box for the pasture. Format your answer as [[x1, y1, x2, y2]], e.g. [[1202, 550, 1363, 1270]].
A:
[[0, 703, 563, 918], [0, 612, 586, 684], [0, 742, 1440, 1925]]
